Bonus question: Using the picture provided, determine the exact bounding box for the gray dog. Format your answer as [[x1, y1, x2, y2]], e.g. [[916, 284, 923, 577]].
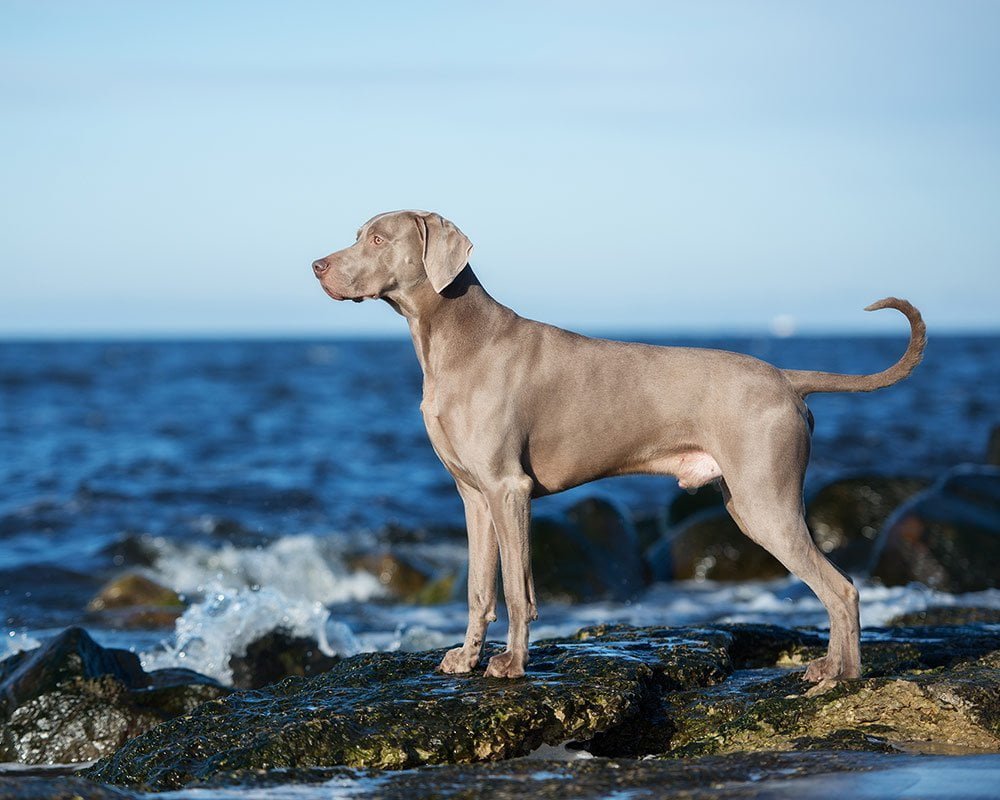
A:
[[312, 210, 925, 682]]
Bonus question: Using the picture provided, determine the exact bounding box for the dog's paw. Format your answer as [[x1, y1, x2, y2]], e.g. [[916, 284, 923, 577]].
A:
[[438, 646, 479, 674], [484, 649, 526, 679], [802, 655, 860, 683]]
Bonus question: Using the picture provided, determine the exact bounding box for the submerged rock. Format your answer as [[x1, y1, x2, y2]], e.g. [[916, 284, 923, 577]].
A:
[[871, 466, 1000, 592], [805, 476, 930, 572], [0, 627, 227, 765], [14, 752, 1000, 800]]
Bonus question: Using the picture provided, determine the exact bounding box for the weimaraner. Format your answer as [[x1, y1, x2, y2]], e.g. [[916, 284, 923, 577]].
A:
[[312, 210, 925, 681]]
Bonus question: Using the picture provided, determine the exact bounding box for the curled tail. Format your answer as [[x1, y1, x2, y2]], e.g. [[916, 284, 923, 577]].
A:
[[783, 297, 926, 396]]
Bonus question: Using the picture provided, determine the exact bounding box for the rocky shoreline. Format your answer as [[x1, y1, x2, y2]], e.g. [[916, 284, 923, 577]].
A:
[[2, 612, 999, 797]]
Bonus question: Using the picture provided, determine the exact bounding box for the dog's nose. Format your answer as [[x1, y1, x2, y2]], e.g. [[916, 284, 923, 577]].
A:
[[312, 259, 329, 276]]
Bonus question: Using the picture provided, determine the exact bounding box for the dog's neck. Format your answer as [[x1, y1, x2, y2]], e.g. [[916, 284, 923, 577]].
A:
[[385, 265, 514, 388]]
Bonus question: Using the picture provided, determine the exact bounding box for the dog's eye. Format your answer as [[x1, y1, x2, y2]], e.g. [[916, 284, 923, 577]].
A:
[[372, 235, 383, 245]]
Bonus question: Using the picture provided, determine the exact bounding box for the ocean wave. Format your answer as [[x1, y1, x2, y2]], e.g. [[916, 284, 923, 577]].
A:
[[148, 533, 386, 605]]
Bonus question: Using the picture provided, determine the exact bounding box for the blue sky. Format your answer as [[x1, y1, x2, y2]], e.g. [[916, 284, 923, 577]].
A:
[[1, 1, 998, 336]]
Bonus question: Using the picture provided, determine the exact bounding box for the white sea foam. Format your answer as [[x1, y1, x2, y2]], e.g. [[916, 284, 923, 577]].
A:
[[149, 533, 385, 605]]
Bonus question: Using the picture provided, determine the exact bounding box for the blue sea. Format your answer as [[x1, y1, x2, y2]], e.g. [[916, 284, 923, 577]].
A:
[[1, 334, 998, 681]]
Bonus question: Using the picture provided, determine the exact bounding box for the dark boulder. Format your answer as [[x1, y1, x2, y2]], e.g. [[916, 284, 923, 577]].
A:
[[473, 501, 647, 604], [988, 424, 1000, 467], [667, 484, 725, 527], [565, 497, 646, 598], [871, 466, 1000, 592], [229, 630, 341, 689], [648, 509, 787, 582], [805, 476, 930, 572], [888, 606, 1000, 626], [0, 627, 227, 765]]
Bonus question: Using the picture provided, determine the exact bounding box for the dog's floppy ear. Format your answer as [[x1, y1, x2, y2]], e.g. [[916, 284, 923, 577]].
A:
[[415, 213, 473, 293]]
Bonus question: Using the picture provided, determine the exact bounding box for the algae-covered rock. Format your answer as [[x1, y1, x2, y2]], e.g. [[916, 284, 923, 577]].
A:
[[87, 626, 736, 790], [871, 466, 1000, 592], [0, 627, 227, 765], [652, 626, 1000, 759], [86, 622, 1000, 791], [805, 476, 930, 572]]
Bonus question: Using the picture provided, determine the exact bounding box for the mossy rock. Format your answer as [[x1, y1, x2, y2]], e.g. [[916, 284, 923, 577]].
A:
[[87, 625, 737, 790], [0, 627, 227, 765]]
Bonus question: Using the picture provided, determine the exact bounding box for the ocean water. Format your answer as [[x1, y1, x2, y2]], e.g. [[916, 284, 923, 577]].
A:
[[1, 334, 998, 678]]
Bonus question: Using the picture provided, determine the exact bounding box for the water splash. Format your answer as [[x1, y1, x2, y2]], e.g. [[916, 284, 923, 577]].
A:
[[140, 584, 361, 684]]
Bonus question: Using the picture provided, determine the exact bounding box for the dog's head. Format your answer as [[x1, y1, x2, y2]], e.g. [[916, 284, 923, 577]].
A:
[[312, 210, 473, 303]]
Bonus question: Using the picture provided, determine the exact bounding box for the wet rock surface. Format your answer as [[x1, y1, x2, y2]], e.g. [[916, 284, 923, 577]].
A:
[[86, 620, 1000, 791], [871, 466, 1000, 592], [0, 627, 228, 765], [86, 624, 733, 789]]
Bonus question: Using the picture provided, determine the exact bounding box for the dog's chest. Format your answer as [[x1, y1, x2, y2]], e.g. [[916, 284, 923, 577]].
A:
[[421, 403, 477, 486]]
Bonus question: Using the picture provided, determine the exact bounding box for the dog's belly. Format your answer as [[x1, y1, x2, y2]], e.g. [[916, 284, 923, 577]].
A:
[[528, 443, 723, 495]]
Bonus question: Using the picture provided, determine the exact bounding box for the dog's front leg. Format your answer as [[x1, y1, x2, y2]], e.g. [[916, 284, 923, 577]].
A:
[[439, 484, 498, 674], [483, 474, 536, 678]]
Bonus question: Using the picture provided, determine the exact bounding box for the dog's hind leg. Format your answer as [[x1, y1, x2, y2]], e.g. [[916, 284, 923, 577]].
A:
[[720, 441, 861, 682]]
